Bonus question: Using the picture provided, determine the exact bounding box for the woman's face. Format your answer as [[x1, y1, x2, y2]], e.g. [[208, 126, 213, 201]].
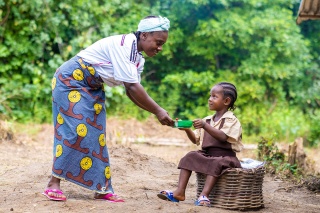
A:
[[139, 31, 168, 57]]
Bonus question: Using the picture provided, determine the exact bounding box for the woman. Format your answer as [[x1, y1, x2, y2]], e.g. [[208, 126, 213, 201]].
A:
[[43, 15, 174, 202]]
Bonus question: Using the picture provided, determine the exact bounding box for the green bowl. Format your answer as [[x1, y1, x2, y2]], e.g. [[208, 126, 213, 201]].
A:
[[174, 120, 193, 128]]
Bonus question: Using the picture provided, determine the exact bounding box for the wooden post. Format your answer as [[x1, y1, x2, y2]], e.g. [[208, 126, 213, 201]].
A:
[[288, 142, 297, 165], [288, 137, 306, 169]]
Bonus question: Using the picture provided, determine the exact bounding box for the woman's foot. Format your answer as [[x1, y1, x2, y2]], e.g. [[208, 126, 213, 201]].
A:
[[42, 189, 66, 201], [43, 176, 66, 201], [94, 192, 124, 202]]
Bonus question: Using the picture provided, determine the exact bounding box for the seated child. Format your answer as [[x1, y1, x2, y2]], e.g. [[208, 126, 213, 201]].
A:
[[157, 82, 243, 207]]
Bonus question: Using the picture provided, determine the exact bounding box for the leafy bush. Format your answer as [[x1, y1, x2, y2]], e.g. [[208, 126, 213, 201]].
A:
[[1, 0, 320, 146], [306, 110, 320, 147], [257, 136, 299, 178]]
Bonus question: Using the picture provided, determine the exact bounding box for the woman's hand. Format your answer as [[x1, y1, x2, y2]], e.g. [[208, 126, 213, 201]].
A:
[[155, 108, 174, 126]]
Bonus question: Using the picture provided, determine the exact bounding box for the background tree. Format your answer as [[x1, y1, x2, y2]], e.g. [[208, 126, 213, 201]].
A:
[[0, 0, 319, 145]]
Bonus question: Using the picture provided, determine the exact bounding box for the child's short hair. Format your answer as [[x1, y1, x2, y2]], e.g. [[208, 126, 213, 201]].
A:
[[217, 82, 237, 110]]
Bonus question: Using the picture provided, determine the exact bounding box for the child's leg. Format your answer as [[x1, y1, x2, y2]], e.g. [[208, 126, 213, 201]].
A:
[[172, 169, 192, 201], [194, 175, 218, 206], [200, 175, 218, 198]]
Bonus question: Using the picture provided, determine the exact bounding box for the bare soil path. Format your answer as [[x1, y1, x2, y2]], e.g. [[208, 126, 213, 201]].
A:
[[0, 118, 319, 213]]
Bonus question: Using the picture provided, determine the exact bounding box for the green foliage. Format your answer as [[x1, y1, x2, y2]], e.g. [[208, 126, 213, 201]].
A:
[[257, 136, 299, 178], [306, 109, 320, 147], [0, 0, 320, 146], [104, 86, 150, 120], [239, 102, 309, 142], [163, 0, 319, 145], [155, 70, 216, 119], [0, 0, 152, 122]]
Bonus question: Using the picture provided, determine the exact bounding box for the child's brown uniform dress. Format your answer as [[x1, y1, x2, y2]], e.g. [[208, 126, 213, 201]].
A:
[[178, 111, 243, 177]]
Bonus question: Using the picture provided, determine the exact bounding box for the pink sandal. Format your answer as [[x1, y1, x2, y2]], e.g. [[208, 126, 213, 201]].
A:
[[95, 193, 124, 202], [42, 189, 67, 201]]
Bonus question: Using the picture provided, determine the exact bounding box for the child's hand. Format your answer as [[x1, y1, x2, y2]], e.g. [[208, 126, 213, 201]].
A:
[[193, 119, 205, 129]]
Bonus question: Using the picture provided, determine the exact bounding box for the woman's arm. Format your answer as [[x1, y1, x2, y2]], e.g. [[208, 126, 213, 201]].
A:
[[123, 82, 174, 126], [125, 87, 148, 111]]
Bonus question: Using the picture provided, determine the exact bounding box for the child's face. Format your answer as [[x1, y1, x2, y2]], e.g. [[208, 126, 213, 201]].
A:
[[208, 85, 226, 111]]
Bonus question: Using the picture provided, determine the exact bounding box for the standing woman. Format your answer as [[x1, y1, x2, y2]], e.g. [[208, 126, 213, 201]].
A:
[[43, 15, 174, 202]]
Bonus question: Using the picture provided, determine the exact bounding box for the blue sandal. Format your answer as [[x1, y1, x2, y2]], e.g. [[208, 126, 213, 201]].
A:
[[194, 195, 211, 207], [157, 190, 179, 202]]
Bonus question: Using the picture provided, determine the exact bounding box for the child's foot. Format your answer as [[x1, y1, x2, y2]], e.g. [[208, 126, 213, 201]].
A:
[[157, 190, 184, 202], [171, 190, 185, 201], [194, 195, 211, 207]]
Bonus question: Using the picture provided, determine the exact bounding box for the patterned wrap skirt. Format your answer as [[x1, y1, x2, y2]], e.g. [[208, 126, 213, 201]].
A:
[[51, 56, 113, 194]]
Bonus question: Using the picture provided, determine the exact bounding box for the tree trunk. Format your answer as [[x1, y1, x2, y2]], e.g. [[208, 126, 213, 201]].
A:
[[288, 137, 306, 169]]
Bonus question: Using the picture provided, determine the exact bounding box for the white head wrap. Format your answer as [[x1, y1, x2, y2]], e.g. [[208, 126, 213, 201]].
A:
[[137, 16, 170, 32]]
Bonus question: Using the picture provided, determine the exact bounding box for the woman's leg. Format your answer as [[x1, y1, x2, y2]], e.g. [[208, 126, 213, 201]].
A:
[[171, 169, 192, 201]]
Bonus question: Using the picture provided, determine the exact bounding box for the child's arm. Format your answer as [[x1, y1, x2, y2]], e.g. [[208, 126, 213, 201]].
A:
[[177, 127, 197, 144], [182, 128, 197, 144], [193, 118, 228, 142]]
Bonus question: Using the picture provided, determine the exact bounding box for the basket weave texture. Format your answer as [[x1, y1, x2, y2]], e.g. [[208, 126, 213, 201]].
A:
[[196, 166, 265, 210]]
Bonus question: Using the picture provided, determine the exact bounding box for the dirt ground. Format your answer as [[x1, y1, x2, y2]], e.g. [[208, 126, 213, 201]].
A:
[[0, 117, 320, 213]]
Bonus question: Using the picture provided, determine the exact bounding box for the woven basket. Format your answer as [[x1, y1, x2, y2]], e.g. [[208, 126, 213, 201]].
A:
[[196, 166, 265, 210]]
